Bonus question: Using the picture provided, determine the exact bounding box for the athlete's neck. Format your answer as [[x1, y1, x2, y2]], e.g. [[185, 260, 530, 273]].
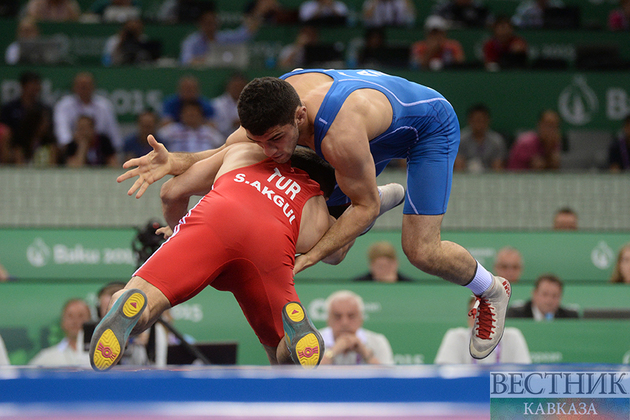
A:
[[297, 115, 315, 150]]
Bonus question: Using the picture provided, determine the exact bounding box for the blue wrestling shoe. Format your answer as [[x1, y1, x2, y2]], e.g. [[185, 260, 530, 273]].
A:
[[282, 302, 324, 368], [89, 289, 147, 371]]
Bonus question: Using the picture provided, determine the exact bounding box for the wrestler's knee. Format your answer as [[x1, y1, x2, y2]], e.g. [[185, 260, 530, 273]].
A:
[[402, 237, 441, 275]]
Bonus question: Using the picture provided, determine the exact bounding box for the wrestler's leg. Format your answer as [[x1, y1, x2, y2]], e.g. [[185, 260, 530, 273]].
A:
[[107, 276, 172, 335], [90, 276, 171, 371], [262, 336, 299, 365], [275, 337, 293, 365]]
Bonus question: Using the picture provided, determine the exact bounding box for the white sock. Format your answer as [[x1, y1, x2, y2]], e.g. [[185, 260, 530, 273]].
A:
[[465, 261, 493, 296]]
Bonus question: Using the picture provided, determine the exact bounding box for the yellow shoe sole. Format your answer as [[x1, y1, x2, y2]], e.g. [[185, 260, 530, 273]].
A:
[[92, 329, 122, 371], [123, 292, 146, 318], [89, 289, 147, 372], [294, 333, 321, 369]]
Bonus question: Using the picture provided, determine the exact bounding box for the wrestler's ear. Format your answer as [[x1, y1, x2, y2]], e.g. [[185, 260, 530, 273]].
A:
[[295, 105, 307, 126]]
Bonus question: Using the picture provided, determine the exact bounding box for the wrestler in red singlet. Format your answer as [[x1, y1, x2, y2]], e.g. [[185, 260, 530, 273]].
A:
[[134, 157, 323, 347]]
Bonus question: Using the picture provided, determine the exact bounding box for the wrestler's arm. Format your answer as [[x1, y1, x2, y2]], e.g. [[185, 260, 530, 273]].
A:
[[159, 147, 230, 229], [118, 128, 250, 198], [295, 127, 379, 273], [321, 215, 354, 265], [296, 195, 352, 266]]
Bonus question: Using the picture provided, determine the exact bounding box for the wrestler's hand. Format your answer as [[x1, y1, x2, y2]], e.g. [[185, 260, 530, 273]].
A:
[[156, 226, 173, 239], [293, 253, 317, 275], [117, 135, 172, 198]]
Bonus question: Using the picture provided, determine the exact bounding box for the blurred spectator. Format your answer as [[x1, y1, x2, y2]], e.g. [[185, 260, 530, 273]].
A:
[[157, 101, 225, 152], [5, 18, 39, 65], [512, 0, 564, 28], [553, 206, 578, 230], [60, 115, 118, 167], [278, 25, 319, 69], [84, 281, 168, 365], [609, 0, 630, 30], [494, 246, 524, 284], [88, 0, 141, 23], [155, 0, 180, 23], [434, 296, 531, 363], [362, 0, 415, 28], [610, 243, 630, 284], [432, 0, 491, 29], [53, 72, 122, 152], [0, 261, 9, 282], [0, 71, 57, 166], [0, 2, 19, 17], [608, 114, 630, 172], [244, 0, 298, 24], [454, 103, 507, 172], [320, 290, 394, 365], [354, 241, 413, 282], [483, 15, 528, 70], [180, 5, 268, 66], [357, 27, 412, 70], [95, 281, 128, 318], [357, 27, 383, 67], [0, 123, 9, 163], [299, 0, 349, 25], [507, 109, 562, 171], [123, 110, 158, 160], [161, 76, 214, 127], [103, 18, 161, 66], [411, 15, 465, 70], [25, 0, 80, 21], [0, 334, 8, 365], [29, 299, 91, 366], [210, 73, 248, 139], [507, 274, 579, 320]]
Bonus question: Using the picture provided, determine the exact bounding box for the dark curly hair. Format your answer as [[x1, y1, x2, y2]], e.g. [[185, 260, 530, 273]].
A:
[[237, 77, 301, 136]]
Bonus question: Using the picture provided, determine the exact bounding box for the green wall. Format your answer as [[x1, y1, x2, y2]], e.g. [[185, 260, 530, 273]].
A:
[[1, 229, 628, 282], [1, 281, 628, 366]]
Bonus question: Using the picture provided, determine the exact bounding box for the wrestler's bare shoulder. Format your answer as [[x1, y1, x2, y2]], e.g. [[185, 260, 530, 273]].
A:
[[284, 71, 333, 95], [215, 142, 267, 178]]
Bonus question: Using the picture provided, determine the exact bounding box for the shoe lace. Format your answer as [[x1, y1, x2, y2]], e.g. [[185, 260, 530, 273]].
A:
[[468, 297, 495, 339]]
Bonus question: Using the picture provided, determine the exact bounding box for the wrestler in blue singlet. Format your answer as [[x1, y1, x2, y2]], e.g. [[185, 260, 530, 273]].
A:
[[280, 69, 460, 216]]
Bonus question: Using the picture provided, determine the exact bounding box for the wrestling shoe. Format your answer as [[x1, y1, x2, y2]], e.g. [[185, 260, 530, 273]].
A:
[[282, 301, 324, 368], [90, 289, 147, 371], [469, 276, 511, 360], [360, 183, 406, 236]]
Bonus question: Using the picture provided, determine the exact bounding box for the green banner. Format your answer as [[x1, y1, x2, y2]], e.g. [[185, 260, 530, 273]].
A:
[[0, 228, 137, 281], [1, 228, 628, 281], [298, 230, 630, 282]]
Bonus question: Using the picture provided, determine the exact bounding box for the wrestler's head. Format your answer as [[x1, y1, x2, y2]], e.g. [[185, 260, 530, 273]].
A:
[[238, 77, 304, 164]]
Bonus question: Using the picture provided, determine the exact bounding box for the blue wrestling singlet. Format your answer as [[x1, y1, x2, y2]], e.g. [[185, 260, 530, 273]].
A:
[[280, 69, 460, 215]]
